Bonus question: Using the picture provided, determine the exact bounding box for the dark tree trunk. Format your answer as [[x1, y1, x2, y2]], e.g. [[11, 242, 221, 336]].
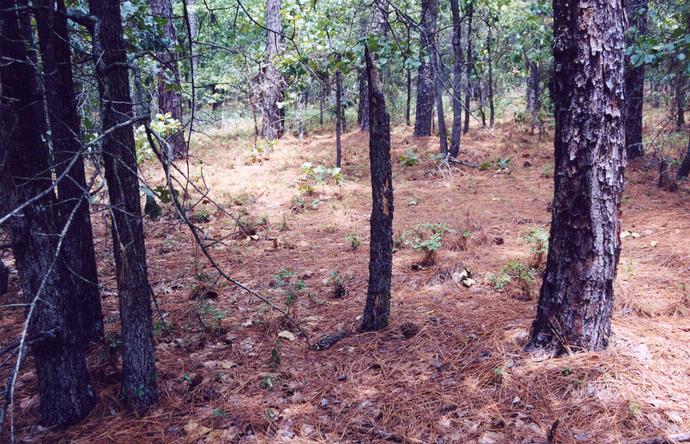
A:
[[0, 260, 8, 295], [336, 67, 343, 168], [89, 0, 158, 411], [0, 3, 95, 427], [149, 0, 187, 158], [463, 2, 474, 134], [361, 46, 394, 332], [260, 0, 284, 139], [677, 135, 690, 180], [526, 0, 626, 356], [526, 60, 541, 134], [413, 0, 436, 136], [487, 27, 495, 128], [624, 0, 648, 159], [34, 0, 104, 345], [449, 0, 463, 157]]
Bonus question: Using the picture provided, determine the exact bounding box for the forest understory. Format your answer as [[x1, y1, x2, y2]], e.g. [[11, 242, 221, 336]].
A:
[[1, 120, 689, 444]]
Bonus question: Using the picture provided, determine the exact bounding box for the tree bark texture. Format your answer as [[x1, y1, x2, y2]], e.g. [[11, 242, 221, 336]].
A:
[[149, 0, 187, 158], [260, 0, 284, 139], [0, 2, 95, 427], [361, 47, 394, 332], [487, 27, 495, 128], [34, 0, 104, 345], [623, 0, 648, 159], [526, 0, 626, 356], [89, 0, 158, 411], [413, 0, 436, 136], [449, 0, 463, 157]]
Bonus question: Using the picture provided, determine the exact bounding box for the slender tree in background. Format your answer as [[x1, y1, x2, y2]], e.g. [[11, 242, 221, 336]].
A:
[[89, 0, 158, 411], [260, 0, 285, 139], [404, 25, 412, 126], [427, 0, 448, 155], [463, 1, 474, 134], [335, 60, 343, 168], [624, 0, 648, 159], [361, 45, 394, 332], [449, 0, 463, 157], [676, 70, 686, 129], [486, 25, 495, 128], [414, 0, 436, 136], [34, 0, 104, 345], [526, 0, 626, 355], [525, 59, 542, 134], [0, 3, 95, 427], [357, 16, 370, 131], [149, 0, 187, 158]]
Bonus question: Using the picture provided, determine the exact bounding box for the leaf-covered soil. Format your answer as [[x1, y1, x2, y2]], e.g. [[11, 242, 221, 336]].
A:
[[2, 121, 689, 443]]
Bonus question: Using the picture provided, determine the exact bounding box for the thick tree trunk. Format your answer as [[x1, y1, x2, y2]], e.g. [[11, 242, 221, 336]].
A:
[[624, 0, 648, 159], [463, 2, 474, 134], [526, 0, 626, 356], [361, 47, 394, 332], [677, 135, 690, 180], [0, 3, 95, 427], [260, 0, 284, 139], [149, 0, 187, 158], [34, 0, 104, 345], [89, 0, 158, 411], [449, 0, 463, 157], [413, 0, 436, 136], [336, 67, 343, 168]]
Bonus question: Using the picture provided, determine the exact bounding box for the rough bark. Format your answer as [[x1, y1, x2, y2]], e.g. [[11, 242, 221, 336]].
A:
[[677, 135, 690, 180], [463, 2, 474, 134], [34, 0, 104, 345], [149, 0, 187, 158], [336, 67, 343, 168], [361, 46, 394, 332], [413, 0, 436, 137], [89, 0, 158, 411], [0, 3, 95, 427], [449, 0, 463, 157], [624, 0, 648, 159], [260, 0, 284, 139], [526, 0, 626, 356]]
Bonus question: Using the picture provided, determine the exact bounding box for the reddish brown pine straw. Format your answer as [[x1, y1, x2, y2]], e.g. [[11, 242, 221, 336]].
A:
[[1, 120, 689, 443]]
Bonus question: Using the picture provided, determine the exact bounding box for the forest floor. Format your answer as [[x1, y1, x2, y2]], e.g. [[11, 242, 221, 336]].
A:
[[2, 120, 690, 443]]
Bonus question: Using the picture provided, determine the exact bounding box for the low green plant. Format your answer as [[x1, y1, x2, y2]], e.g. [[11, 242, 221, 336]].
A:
[[524, 227, 549, 266], [345, 233, 362, 250], [301, 162, 343, 185], [399, 149, 420, 167], [487, 258, 538, 293], [196, 300, 226, 333]]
